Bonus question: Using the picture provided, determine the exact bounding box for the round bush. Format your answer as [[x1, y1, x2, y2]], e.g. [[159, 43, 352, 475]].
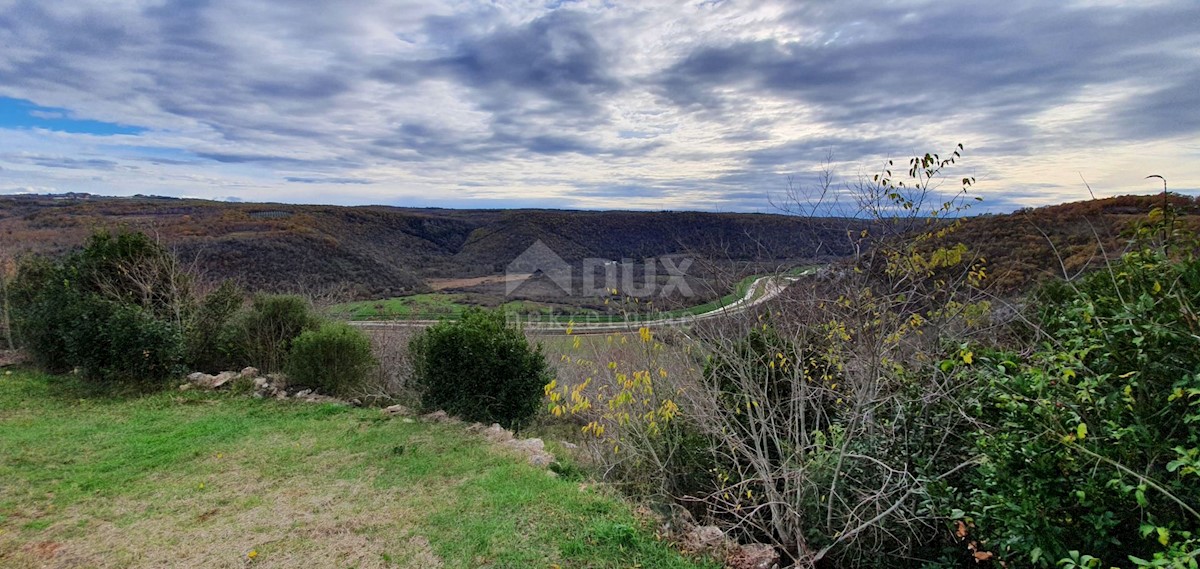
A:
[[285, 322, 377, 397], [223, 294, 321, 372], [9, 232, 188, 384], [185, 280, 244, 373], [409, 308, 551, 428]]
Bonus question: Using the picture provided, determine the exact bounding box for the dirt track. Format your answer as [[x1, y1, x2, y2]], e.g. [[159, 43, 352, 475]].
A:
[[350, 273, 806, 335]]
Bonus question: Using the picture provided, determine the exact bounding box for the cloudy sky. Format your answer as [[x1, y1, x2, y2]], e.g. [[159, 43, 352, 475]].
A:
[[0, 0, 1197, 212]]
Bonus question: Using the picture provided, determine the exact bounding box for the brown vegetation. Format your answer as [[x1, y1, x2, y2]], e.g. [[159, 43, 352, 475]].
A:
[[0, 194, 859, 301], [936, 193, 1200, 291]]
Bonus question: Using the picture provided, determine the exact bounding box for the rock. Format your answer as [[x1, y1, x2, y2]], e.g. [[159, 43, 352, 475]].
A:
[[505, 438, 544, 453], [483, 423, 514, 443], [727, 543, 779, 569], [0, 350, 28, 368], [295, 389, 312, 398], [239, 367, 259, 379], [275, 391, 289, 400], [526, 451, 555, 468], [211, 371, 237, 389], [558, 441, 579, 450], [501, 437, 554, 468], [382, 404, 411, 417], [252, 377, 268, 389], [187, 372, 215, 387], [465, 422, 486, 434], [658, 503, 696, 536], [422, 410, 450, 423], [681, 526, 728, 555], [178, 383, 192, 391]]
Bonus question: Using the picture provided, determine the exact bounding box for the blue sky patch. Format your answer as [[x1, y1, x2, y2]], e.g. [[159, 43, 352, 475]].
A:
[[0, 97, 145, 136]]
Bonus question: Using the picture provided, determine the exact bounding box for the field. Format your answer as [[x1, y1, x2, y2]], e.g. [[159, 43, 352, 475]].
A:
[[331, 294, 580, 322], [332, 267, 819, 324], [0, 370, 715, 569]]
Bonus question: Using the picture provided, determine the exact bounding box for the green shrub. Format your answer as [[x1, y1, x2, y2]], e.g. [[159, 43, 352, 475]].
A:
[[74, 299, 185, 383], [9, 256, 74, 372], [945, 248, 1200, 567], [71, 231, 195, 324], [286, 322, 377, 397], [185, 280, 244, 372], [409, 308, 550, 428], [223, 294, 321, 372], [9, 231, 189, 384]]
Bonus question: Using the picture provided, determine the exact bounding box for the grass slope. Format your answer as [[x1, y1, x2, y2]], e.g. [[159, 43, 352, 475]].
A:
[[0, 370, 714, 569]]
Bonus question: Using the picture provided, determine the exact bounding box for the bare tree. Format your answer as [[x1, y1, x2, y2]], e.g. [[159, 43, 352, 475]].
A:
[[670, 147, 991, 566]]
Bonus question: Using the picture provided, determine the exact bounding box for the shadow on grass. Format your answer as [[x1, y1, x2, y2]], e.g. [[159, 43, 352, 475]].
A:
[[1, 366, 180, 404]]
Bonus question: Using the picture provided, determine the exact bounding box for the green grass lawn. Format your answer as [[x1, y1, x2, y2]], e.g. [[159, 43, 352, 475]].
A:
[[0, 370, 715, 569], [333, 295, 585, 322], [333, 293, 472, 320]]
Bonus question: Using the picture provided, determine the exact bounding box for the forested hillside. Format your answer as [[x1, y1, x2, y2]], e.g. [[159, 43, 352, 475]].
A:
[[0, 194, 861, 298], [943, 193, 1200, 291], [2, 192, 1195, 299]]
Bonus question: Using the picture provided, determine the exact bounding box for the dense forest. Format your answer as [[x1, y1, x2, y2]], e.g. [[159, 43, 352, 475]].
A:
[[0, 194, 863, 299], [2, 192, 1196, 300]]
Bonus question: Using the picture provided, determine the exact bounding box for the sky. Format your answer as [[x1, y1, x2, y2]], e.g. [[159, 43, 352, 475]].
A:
[[0, 0, 1197, 213]]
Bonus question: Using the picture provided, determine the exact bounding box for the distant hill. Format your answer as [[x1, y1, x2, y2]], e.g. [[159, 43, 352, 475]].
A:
[[939, 193, 1200, 292], [0, 194, 862, 299], [5, 193, 1192, 300]]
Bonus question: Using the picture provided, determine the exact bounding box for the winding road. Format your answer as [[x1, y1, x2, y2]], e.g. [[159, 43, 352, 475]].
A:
[[350, 270, 812, 335]]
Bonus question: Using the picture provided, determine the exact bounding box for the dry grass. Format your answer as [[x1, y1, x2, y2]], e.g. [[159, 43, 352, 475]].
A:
[[0, 441, 442, 568], [427, 274, 531, 291]]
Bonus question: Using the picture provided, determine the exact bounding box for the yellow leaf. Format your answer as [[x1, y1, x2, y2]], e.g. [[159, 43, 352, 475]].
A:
[[1076, 423, 1087, 440], [962, 351, 973, 365]]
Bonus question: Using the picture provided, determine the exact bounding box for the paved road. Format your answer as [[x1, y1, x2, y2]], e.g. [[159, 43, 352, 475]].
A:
[[349, 272, 808, 335]]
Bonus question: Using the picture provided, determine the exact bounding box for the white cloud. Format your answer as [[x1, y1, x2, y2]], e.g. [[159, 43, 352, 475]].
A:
[[0, 0, 1196, 211]]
